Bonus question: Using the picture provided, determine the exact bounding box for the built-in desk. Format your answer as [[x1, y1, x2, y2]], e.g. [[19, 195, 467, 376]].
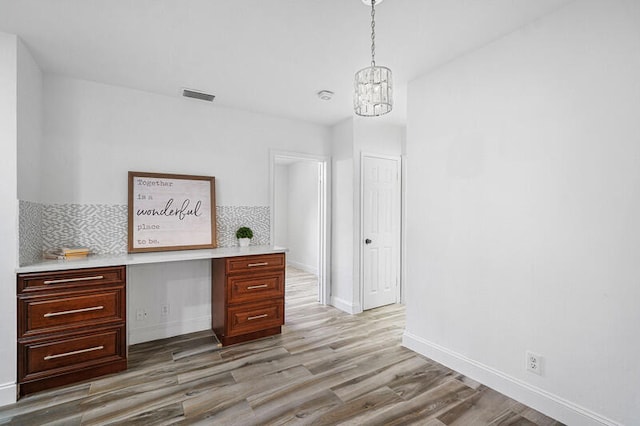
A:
[[15, 246, 286, 396], [16, 246, 287, 274]]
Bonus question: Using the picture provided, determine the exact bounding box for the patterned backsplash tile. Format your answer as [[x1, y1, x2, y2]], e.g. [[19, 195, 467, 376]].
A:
[[216, 206, 270, 248], [19, 202, 270, 264], [18, 200, 43, 265], [43, 204, 129, 255]]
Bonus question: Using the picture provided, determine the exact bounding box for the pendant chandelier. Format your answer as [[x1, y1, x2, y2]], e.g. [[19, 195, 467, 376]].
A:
[[354, 0, 393, 117]]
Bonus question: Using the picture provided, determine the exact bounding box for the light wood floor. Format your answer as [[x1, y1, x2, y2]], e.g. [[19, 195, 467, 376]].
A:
[[0, 267, 563, 425]]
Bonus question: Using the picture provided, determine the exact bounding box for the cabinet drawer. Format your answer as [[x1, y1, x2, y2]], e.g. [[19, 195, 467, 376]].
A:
[[226, 300, 284, 337], [19, 326, 125, 379], [226, 254, 285, 275], [18, 266, 125, 293], [228, 273, 284, 304], [19, 288, 125, 338]]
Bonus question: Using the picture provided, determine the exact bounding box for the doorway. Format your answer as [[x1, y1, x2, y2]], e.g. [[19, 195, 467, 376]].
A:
[[270, 151, 330, 305], [361, 153, 401, 310]]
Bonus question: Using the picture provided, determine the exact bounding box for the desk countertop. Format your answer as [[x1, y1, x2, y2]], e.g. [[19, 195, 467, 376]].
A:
[[16, 246, 288, 274]]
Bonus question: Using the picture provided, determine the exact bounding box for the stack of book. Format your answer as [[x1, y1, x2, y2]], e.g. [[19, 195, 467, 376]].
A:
[[43, 247, 92, 260]]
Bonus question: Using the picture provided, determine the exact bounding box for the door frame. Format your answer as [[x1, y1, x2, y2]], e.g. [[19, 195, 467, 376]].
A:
[[359, 152, 403, 310], [269, 150, 331, 305]]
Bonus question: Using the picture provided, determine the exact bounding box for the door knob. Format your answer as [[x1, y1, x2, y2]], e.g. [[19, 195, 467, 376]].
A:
[[365, 239, 372, 244]]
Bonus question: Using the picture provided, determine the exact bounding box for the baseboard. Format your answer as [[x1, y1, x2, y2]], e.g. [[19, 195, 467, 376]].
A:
[[287, 260, 318, 275], [402, 332, 619, 426], [129, 316, 212, 345], [330, 296, 362, 314], [0, 381, 17, 407]]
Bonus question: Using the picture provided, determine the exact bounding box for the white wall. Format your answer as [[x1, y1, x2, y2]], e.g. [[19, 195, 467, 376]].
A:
[[128, 260, 211, 344], [1, 33, 44, 406], [286, 161, 319, 273], [0, 31, 18, 406], [16, 38, 42, 202], [273, 164, 289, 247], [403, 1, 640, 424], [330, 119, 355, 312], [354, 119, 404, 156], [41, 75, 331, 205]]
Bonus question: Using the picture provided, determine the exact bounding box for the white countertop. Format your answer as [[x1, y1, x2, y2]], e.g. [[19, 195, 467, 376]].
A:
[[16, 245, 288, 274]]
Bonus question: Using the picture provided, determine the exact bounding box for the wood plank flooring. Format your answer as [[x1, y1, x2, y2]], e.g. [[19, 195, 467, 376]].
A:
[[0, 267, 564, 425]]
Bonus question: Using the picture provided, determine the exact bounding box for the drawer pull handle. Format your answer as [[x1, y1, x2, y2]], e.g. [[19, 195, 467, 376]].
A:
[[247, 314, 268, 321], [44, 345, 104, 361], [247, 284, 268, 290], [43, 305, 104, 318], [247, 262, 269, 267], [43, 275, 104, 285]]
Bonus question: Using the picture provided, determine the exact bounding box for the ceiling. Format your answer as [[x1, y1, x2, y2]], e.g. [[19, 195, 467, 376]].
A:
[[0, 0, 573, 126]]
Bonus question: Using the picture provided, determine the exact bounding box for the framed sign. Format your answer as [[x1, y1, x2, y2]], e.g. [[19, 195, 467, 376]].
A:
[[128, 171, 216, 253]]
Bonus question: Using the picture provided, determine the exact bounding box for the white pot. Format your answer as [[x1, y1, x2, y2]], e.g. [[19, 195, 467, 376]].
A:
[[238, 238, 250, 247]]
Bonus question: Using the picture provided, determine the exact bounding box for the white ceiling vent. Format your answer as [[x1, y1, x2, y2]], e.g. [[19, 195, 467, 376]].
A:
[[182, 88, 215, 102]]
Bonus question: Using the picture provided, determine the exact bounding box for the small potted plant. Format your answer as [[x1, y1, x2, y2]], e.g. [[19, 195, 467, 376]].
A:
[[236, 226, 253, 247]]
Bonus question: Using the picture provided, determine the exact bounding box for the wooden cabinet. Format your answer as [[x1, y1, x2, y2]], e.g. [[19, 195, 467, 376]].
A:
[[17, 266, 127, 396], [212, 253, 285, 346]]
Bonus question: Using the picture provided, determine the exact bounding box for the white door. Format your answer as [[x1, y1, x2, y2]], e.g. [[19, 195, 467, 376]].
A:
[[362, 155, 401, 310]]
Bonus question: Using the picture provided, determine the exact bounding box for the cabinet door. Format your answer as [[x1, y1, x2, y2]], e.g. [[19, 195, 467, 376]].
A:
[[19, 287, 125, 338], [225, 254, 285, 275], [228, 273, 284, 304], [226, 300, 284, 337], [19, 326, 126, 381], [18, 266, 125, 293]]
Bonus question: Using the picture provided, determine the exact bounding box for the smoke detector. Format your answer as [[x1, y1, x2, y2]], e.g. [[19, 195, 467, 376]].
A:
[[317, 90, 334, 101]]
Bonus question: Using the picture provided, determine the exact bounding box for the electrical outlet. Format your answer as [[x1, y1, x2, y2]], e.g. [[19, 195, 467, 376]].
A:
[[136, 309, 147, 321], [526, 350, 543, 375], [161, 304, 170, 317]]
